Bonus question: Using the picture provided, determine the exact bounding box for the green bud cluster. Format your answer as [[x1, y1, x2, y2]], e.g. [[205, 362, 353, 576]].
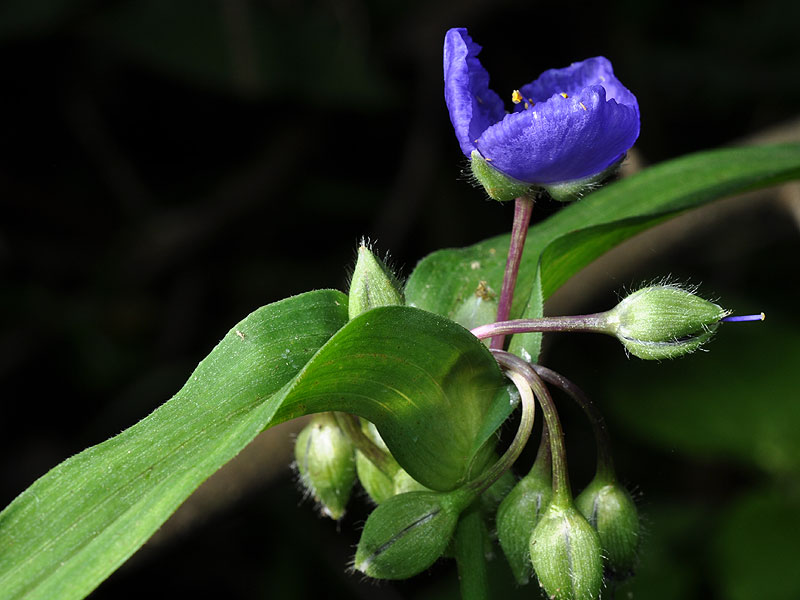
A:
[[294, 413, 356, 520], [604, 284, 729, 359]]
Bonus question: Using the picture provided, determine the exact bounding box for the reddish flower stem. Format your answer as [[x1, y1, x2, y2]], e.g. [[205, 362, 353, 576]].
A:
[[490, 196, 535, 350], [471, 313, 610, 340]]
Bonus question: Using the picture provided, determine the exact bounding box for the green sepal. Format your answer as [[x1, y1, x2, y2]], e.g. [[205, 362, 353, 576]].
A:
[[470, 150, 535, 202], [294, 413, 356, 520], [543, 156, 624, 202], [529, 500, 604, 600], [354, 489, 473, 580], [575, 477, 640, 579]]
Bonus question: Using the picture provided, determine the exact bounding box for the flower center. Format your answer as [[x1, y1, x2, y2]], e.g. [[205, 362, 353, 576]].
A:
[[511, 89, 589, 112]]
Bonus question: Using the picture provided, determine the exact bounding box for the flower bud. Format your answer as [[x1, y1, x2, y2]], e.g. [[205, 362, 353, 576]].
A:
[[294, 413, 356, 520], [470, 150, 535, 203], [348, 243, 404, 320], [497, 471, 553, 584], [575, 477, 639, 578], [529, 501, 604, 600], [354, 490, 469, 579], [604, 284, 729, 360]]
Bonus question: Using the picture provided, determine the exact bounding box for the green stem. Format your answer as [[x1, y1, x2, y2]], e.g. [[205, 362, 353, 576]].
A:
[[332, 412, 398, 479], [492, 351, 572, 506], [463, 368, 535, 495], [531, 364, 616, 482], [454, 503, 490, 600]]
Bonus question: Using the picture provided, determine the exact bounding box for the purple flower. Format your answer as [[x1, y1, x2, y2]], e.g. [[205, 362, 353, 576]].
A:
[[444, 28, 640, 186]]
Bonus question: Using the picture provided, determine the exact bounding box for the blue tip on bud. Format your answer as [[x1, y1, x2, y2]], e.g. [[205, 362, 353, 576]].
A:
[[721, 313, 765, 323]]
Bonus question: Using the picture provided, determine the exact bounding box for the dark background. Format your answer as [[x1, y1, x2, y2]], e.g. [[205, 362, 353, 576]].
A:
[[1, 0, 799, 598]]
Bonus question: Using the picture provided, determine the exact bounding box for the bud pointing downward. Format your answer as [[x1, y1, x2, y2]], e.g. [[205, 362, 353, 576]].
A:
[[529, 501, 604, 600], [575, 477, 640, 578], [294, 413, 356, 520]]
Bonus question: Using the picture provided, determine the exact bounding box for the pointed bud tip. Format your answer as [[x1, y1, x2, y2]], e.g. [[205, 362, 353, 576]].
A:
[[348, 244, 404, 320]]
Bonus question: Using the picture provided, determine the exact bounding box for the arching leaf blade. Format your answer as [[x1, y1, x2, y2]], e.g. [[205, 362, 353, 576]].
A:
[[0, 290, 350, 600]]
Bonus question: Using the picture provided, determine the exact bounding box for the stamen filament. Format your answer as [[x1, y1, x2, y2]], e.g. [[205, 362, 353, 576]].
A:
[[721, 313, 765, 322]]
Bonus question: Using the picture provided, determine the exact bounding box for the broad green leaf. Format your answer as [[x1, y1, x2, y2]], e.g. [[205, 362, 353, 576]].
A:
[[268, 306, 510, 491], [0, 297, 509, 600], [0, 290, 350, 600], [406, 143, 800, 360]]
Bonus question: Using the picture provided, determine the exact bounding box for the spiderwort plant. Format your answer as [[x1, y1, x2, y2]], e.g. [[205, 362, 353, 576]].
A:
[[0, 24, 794, 600]]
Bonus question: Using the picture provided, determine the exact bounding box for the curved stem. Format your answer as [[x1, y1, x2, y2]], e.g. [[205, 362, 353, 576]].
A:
[[463, 368, 535, 495], [472, 313, 610, 340], [531, 364, 616, 482], [332, 412, 397, 479], [492, 351, 572, 506], [490, 196, 535, 350], [528, 416, 551, 481]]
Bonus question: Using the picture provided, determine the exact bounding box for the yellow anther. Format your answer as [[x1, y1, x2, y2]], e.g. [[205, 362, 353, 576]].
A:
[[511, 90, 523, 104], [560, 92, 569, 99], [579, 102, 587, 111], [523, 102, 529, 109]]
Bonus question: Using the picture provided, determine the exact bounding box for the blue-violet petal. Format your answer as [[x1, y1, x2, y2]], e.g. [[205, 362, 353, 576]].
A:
[[476, 86, 640, 184], [444, 28, 505, 157]]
